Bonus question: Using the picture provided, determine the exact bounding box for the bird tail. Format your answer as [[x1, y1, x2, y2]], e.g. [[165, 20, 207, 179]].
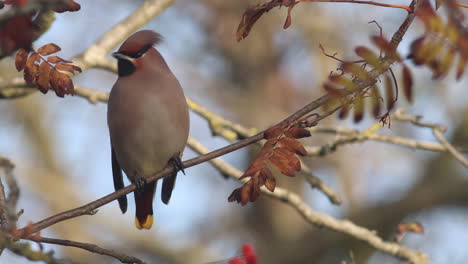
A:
[[134, 181, 156, 230]]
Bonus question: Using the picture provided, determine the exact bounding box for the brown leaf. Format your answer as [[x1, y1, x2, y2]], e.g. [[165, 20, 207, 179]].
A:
[[55, 63, 77, 73], [394, 222, 424, 243], [402, 64, 413, 102], [283, 4, 295, 29], [384, 74, 395, 111], [371, 35, 401, 62], [353, 93, 364, 123], [284, 127, 311, 139], [264, 124, 285, 139], [323, 83, 347, 97], [24, 53, 40, 83], [53, 0, 81, 13], [0, 13, 36, 56], [339, 102, 350, 119], [36, 63, 52, 94], [279, 137, 307, 156], [15, 48, 29, 71], [269, 147, 300, 177], [262, 167, 275, 192], [370, 85, 381, 119], [37, 43, 61, 56], [341, 62, 371, 81], [49, 70, 74, 97], [47, 56, 72, 64], [329, 75, 357, 91], [355, 46, 381, 70]]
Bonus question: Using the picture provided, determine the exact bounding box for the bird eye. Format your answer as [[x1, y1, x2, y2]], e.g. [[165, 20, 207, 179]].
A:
[[117, 59, 136, 77]]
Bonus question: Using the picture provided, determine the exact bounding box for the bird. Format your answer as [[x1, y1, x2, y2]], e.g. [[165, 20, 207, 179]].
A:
[[107, 30, 189, 230]]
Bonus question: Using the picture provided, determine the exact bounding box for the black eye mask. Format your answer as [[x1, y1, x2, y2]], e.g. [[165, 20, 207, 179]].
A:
[[117, 59, 136, 77]]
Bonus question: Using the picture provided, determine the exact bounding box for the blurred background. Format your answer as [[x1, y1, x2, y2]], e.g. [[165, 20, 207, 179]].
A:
[[0, 0, 467, 263]]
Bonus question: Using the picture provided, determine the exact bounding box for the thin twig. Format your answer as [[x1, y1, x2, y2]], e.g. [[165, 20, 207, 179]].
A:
[[186, 137, 428, 264], [433, 129, 468, 168], [28, 236, 145, 264]]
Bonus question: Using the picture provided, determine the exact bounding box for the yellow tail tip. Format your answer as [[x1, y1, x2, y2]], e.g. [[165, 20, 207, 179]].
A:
[[135, 215, 153, 230]]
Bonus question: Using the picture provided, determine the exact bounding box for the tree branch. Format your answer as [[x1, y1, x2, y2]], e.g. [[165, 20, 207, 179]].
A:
[[186, 137, 429, 264], [28, 236, 145, 264]]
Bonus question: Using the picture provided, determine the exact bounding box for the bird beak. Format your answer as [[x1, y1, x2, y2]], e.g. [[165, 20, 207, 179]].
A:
[[112, 52, 133, 61]]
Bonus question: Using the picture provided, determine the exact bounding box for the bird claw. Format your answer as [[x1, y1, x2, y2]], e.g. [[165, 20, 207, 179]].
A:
[[169, 155, 185, 175], [134, 175, 147, 195]]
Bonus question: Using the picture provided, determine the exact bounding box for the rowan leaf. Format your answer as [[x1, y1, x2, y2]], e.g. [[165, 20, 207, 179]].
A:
[[15, 48, 29, 71], [284, 127, 311, 139], [384, 74, 395, 111], [353, 93, 364, 123], [53, 0, 81, 13], [279, 137, 307, 156], [47, 56, 72, 64], [37, 63, 52, 94], [342, 62, 371, 80], [395, 222, 424, 243], [55, 63, 77, 73], [37, 43, 61, 56], [269, 147, 300, 177], [24, 53, 40, 82], [370, 85, 381, 119], [339, 102, 350, 119], [329, 75, 357, 91], [355, 46, 381, 70], [262, 167, 276, 192], [402, 64, 413, 102], [264, 124, 285, 139]]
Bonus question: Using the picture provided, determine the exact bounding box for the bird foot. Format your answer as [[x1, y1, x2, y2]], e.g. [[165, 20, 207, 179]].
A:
[[169, 155, 185, 175], [134, 175, 147, 195]]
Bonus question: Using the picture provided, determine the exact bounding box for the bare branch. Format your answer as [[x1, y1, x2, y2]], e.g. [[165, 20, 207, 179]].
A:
[[28, 236, 145, 264], [186, 137, 429, 264]]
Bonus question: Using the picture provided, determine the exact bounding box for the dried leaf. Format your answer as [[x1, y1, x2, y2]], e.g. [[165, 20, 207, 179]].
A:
[[0, 13, 36, 56], [284, 126, 311, 139], [279, 137, 307, 156], [342, 62, 371, 81], [49, 70, 74, 97], [269, 147, 300, 177], [55, 63, 77, 73], [395, 222, 424, 242], [25, 52, 40, 81], [370, 85, 381, 119], [264, 124, 285, 139], [402, 64, 413, 102], [353, 94, 364, 123], [15, 48, 29, 71], [47, 56, 71, 64], [53, 0, 81, 13], [384, 74, 395, 111], [37, 43, 61, 56], [437, 48, 454, 79], [262, 168, 276, 192], [283, 4, 295, 29], [37, 62, 52, 94], [329, 75, 357, 91], [355, 46, 381, 70], [339, 102, 350, 119], [371, 35, 401, 62], [324, 83, 347, 97]]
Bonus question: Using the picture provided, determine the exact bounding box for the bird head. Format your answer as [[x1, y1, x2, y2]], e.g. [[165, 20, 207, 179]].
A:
[[112, 30, 163, 77]]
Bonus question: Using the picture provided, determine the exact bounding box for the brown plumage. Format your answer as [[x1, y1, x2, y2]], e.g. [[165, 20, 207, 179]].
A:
[[108, 30, 189, 229]]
